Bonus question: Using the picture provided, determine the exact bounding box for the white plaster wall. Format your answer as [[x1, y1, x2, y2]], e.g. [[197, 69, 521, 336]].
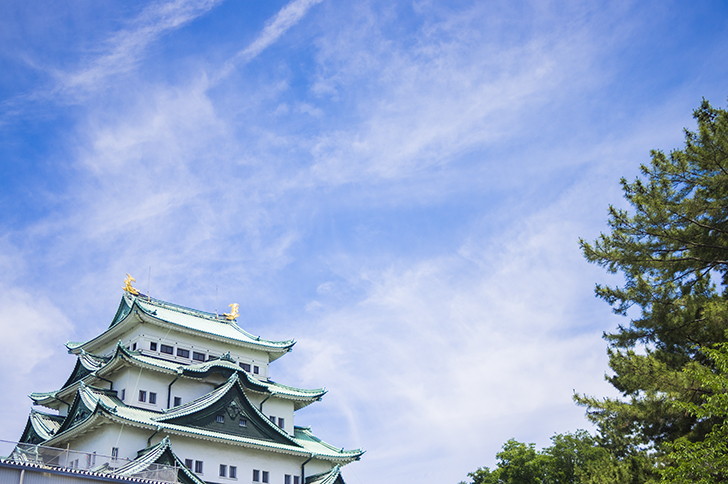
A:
[[162, 433, 335, 484], [108, 367, 174, 412], [59, 421, 342, 483], [168, 377, 216, 409], [96, 324, 273, 379], [260, 398, 295, 435], [66, 423, 150, 463]]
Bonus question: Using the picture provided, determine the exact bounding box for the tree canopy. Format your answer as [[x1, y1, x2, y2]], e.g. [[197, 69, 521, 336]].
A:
[[462, 99, 728, 484], [575, 99, 728, 448]]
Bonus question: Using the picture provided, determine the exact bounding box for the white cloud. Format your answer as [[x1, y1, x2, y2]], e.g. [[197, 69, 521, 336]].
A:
[[214, 0, 324, 82], [57, 0, 223, 98], [304, 3, 603, 186], [278, 167, 629, 483]]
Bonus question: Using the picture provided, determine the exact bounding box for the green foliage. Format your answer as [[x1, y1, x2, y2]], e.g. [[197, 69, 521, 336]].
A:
[[462, 99, 728, 484], [576, 99, 728, 448], [661, 344, 728, 483], [461, 431, 650, 484]]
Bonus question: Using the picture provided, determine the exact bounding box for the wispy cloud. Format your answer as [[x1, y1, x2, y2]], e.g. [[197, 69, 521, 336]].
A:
[[282, 169, 624, 482], [213, 0, 324, 82], [2, 2, 724, 484], [60, 0, 222, 96], [302, 3, 603, 186]]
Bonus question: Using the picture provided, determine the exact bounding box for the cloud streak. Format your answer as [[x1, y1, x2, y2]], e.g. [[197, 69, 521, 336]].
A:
[[214, 0, 324, 82], [58, 0, 222, 98], [2, 2, 727, 484]]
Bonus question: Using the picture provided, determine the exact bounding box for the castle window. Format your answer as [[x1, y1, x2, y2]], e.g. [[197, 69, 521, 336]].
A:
[[277, 417, 284, 429], [132, 342, 137, 351], [285, 475, 291, 484], [240, 363, 251, 372], [216, 415, 224, 423], [138, 390, 146, 402], [239, 418, 247, 427], [253, 366, 259, 374], [177, 348, 190, 358], [194, 461, 203, 474], [120, 389, 125, 401], [269, 415, 276, 423], [193, 351, 206, 361], [253, 470, 260, 482], [150, 342, 157, 351], [219, 465, 227, 477], [149, 392, 157, 404], [160, 344, 174, 355], [229, 466, 237, 479], [111, 447, 119, 461], [262, 471, 269, 483], [294, 477, 300, 484], [174, 397, 182, 407], [185, 459, 193, 469]]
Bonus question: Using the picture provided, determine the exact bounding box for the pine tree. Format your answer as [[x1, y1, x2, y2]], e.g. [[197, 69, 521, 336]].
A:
[[576, 99, 728, 450]]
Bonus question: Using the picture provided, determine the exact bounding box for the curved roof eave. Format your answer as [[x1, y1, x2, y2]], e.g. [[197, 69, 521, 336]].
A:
[[72, 382, 359, 463], [71, 294, 295, 357], [33, 346, 324, 411]]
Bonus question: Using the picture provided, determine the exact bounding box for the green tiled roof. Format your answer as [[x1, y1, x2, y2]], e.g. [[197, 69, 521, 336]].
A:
[[294, 427, 364, 458], [131, 294, 294, 349], [69, 294, 295, 358], [33, 343, 325, 411], [305, 465, 345, 484], [111, 436, 204, 484], [46, 381, 363, 463], [19, 409, 64, 444]]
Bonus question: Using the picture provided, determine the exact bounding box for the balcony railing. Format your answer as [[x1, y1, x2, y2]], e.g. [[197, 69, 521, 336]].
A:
[[0, 440, 179, 483]]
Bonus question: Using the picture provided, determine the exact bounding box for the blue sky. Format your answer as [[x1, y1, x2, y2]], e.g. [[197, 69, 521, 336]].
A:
[[1, 1, 727, 482]]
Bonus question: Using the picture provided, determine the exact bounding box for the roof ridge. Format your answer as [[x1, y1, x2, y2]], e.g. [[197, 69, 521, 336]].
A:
[[133, 294, 223, 322]]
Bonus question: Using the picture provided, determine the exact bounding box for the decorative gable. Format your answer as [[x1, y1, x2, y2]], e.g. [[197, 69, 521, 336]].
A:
[[158, 375, 298, 446]]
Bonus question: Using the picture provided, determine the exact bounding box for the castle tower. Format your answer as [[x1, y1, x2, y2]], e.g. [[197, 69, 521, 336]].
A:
[[19, 287, 362, 484]]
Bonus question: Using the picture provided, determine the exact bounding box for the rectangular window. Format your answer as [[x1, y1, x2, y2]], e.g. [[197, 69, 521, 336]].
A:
[[239, 418, 247, 427], [194, 461, 203, 474], [253, 366, 259, 374], [193, 351, 206, 361], [132, 342, 137, 351], [150, 342, 157, 351], [120, 389, 125, 401], [253, 470, 260, 482], [139, 390, 146, 402], [111, 447, 119, 461], [240, 363, 251, 372], [262, 471, 269, 483], [177, 348, 190, 358], [185, 459, 193, 469], [269, 415, 276, 423], [160, 344, 174, 355], [278, 417, 284, 429], [219, 464, 227, 477], [293, 477, 299, 484], [229, 466, 236, 479], [216, 415, 224, 423], [149, 392, 157, 404], [174, 397, 182, 407], [285, 475, 291, 484]]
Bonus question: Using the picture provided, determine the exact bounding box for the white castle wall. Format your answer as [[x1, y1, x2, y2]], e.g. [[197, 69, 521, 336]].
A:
[[94, 325, 272, 381], [62, 420, 339, 484], [32, 296, 352, 484], [162, 432, 334, 484]]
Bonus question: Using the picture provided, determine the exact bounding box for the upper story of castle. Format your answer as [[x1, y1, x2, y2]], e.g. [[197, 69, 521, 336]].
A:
[[66, 287, 296, 380]]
